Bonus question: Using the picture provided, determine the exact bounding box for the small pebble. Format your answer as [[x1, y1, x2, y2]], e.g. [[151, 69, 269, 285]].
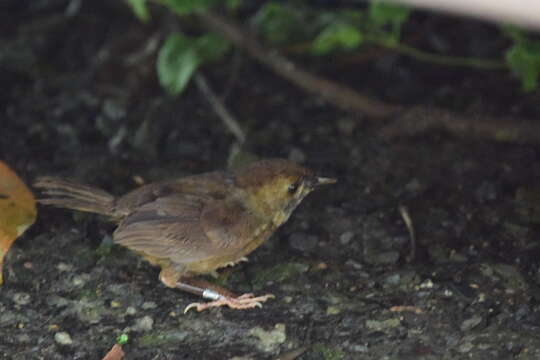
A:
[[17, 334, 31, 344], [142, 301, 157, 310], [102, 99, 126, 120], [133, 316, 154, 332], [249, 323, 286, 352], [12, 292, 31, 306], [339, 231, 355, 245], [71, 274, 90, 287], [460, 316, 483, 331], [56, 263, 73, 272], [54, 332, 73, 345], [126, 306, 137, 315], [289, 232, 318, 252]]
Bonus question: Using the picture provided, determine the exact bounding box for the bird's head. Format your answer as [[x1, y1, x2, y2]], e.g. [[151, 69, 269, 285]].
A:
[[234, 159, 336, 225]]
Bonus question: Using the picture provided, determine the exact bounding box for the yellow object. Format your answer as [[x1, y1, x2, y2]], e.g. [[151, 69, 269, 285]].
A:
[[0, 161, 36, 284]]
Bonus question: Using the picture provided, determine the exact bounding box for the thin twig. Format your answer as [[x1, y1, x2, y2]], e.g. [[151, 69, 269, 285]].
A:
[[274, 346, 310, 360], [194, 73, 246, 144], [147, 5, 540, 144], [196, 10, 400, 118], [382, 106, 540, 144], [399, 205, 416, 262]]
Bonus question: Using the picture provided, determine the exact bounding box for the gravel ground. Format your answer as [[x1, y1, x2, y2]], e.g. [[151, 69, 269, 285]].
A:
[[3, 1, 540, 359]]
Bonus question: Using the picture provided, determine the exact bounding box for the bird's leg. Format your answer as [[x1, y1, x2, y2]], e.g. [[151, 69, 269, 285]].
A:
[[159, 267, 274, 312], [181, 278, 274, 313]]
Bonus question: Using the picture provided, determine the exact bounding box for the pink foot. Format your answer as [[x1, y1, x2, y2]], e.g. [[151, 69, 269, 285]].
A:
[[184, 293, 275, 313]]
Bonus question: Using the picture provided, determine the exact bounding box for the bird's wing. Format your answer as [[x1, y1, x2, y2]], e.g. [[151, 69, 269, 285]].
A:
[[200, 197, 264, 252], [115, 171, 233, 216], [113, 193, 216, 264], [113, 190, 266, 269]]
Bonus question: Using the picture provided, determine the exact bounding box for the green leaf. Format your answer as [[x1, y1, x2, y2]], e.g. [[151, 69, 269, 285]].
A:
[[157, 33, 230, 95], [368, 0, 411, 44], [252, 2, 306, 44], [157, 34, 201, 95], [117, 333, 129, 345], [505, 41, 540, 92], [312, 22, 363, 55], [369, 0, 411, 26], [195, 34, 231, 62], [125, 0, 150, 22]]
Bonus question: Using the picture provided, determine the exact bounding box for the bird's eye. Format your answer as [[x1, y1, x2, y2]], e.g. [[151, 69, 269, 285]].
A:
[[288, 181, 300, 194]]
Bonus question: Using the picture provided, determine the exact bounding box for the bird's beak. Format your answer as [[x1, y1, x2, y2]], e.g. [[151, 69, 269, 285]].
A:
[[315, 177, 337, 186]]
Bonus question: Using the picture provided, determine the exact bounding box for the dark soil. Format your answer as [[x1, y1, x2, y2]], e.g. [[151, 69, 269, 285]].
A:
[[3, 1, 540, 359]]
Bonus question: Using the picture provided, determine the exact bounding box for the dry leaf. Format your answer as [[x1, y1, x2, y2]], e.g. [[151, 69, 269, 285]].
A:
[[0, 161, 36, 284], [102, 344, 125, 360]]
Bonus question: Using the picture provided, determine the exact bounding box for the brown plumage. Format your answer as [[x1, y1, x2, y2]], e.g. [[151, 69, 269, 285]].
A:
[[34, 159, 335, 311]]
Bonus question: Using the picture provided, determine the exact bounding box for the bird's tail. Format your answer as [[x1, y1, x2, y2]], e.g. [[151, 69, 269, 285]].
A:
[[34, 177, 117, 218]]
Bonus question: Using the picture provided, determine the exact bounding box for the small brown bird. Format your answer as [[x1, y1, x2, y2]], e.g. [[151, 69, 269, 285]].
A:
[[34, 159, 335, 312]]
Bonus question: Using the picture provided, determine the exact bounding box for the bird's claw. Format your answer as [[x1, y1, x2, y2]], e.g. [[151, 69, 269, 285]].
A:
[[184, 293, 275, 313]]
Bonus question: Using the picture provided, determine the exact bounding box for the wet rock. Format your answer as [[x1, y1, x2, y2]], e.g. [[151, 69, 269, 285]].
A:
[[418, 279, 434, 289], [404, 178, 423, 195], [142, 301, 158, 310], [12, 292, 31, 306], [138, 330, 189, 348], [364, 251, 400, 265], [326, 306, 341, 315], [362, 216, 404, 265], [366, 318, 401, 332], [65, 299, 105, 324], [388, 271, 419, 290], [106, 284, 131, 296], [16, 334, 31, 344], [126, 306, 137, 315], [449, 251, 468, 263], [46, 295, 69, 308], [56, 262, 73, 272], [384, 273, 402, 286], [489, 263, 527, 290], [461, 316, 483, 331], [313, 344, 347, 360], [102, 99, 126, 120], [132, 316, 154, 332], [325, 216, 354, 237], [289, 232, 318, 252], [348, 343, 368, 353], [502, 222, 529, 242], [458, 341, 474, 353], [71, 273, 91, 288], [345, 259, 363, 270], [0, 309, 28, 325], [339, 231, 355, 245], [313, 344, 347, 359], [252, 262, 309, 291], [54, 332, 73, 345], [249, 323, 286, 352]]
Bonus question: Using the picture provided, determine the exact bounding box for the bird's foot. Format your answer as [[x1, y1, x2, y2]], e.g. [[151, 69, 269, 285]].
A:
[[184, 293, 274, 313], [222, 256, 249, 268]]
